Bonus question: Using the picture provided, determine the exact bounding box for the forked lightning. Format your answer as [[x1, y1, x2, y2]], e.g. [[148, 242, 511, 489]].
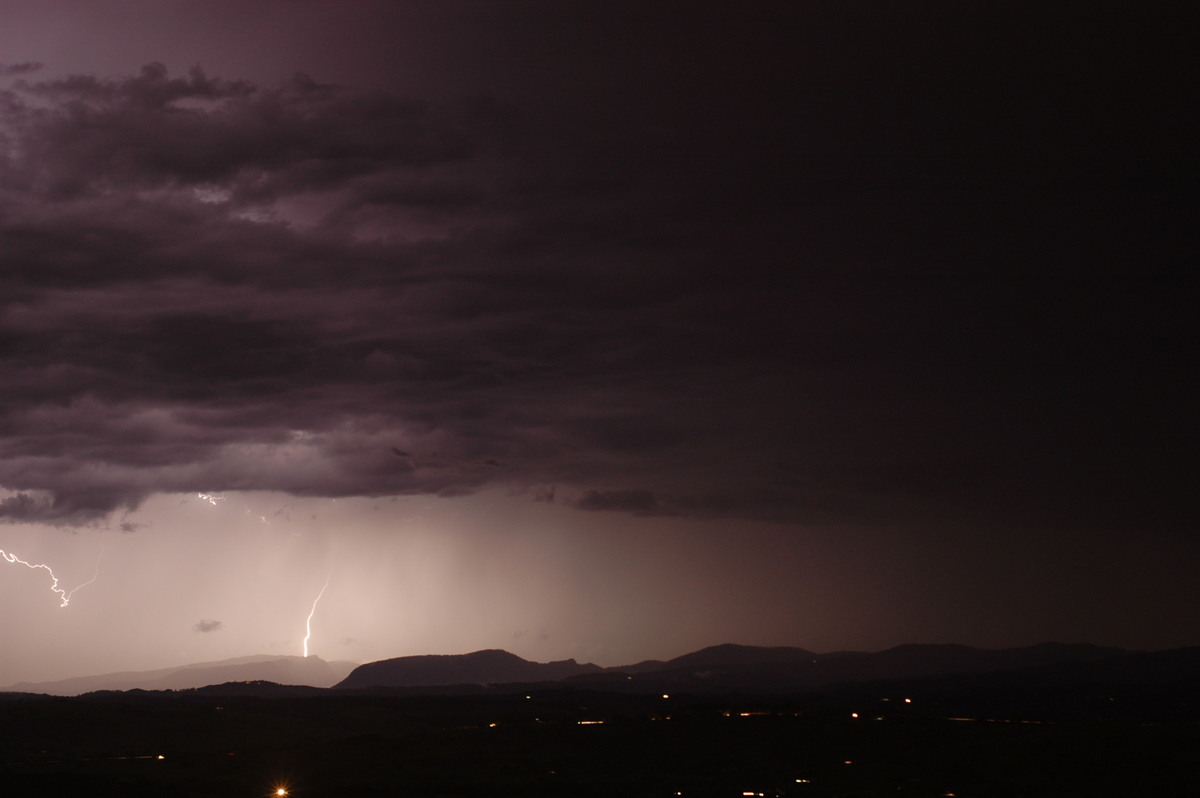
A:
[[1, 548, 101, 607]]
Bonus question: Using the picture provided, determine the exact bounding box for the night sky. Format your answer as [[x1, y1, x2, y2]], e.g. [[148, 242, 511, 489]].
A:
[[0, 1, 1194, 685]]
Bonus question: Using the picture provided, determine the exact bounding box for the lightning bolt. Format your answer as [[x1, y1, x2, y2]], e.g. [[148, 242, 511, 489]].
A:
[[302, 574, 331, 658], [65, 549, 104, 604], [1, 547, 102, 608]]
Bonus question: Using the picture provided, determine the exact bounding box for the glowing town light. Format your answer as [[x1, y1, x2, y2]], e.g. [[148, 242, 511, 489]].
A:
[[1, 547, 100, 607], [302, 574, 331, 657]]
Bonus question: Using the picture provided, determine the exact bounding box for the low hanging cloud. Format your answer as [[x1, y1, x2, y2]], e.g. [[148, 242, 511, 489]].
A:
[[193, 619, 223, 633], [0, 62, 43, 76], [572, 489, 663, 516]]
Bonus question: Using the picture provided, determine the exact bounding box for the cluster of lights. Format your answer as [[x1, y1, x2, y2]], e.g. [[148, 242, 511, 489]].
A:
[[851, 697, 914, 720]]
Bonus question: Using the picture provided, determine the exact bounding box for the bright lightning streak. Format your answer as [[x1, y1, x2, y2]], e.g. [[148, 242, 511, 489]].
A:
[[1, 547, 101, 608], [302, 574, 331, 658]]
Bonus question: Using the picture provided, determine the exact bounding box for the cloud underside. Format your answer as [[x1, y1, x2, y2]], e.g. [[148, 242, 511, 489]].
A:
[[0, 22, 1192, 533], [0, 63, 809, 524]]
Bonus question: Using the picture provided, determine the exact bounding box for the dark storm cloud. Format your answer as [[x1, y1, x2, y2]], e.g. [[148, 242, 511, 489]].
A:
[[0, 62, 42, 76], [193, 619, 222, 633], [0, 3, 1194, 534], [573, 490, 663, 516], [0, 53, 806, 525]]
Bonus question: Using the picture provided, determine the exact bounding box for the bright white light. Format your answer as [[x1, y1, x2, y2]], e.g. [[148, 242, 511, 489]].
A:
[[1, 547, 100, 607], [302, 574, 332, 657]]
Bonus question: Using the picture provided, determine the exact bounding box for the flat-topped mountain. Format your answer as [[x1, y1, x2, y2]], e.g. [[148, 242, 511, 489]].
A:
[[335, 648, 601, 690]]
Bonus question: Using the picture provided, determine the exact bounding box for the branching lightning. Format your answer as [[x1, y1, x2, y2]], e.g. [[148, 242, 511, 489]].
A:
[[67, 550, 104, 603], [302, 574, 332, 658], [1, 547, 102, 608]]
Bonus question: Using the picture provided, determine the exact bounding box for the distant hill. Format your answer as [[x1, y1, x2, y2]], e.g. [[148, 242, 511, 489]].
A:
[[6, 654, 358, 696], [621, 643, 819, 673], [336, 649, 601, 690], [8, 642, 1183, 698], [568, 642, 1133, 693], [333, 642, 1143, 693]]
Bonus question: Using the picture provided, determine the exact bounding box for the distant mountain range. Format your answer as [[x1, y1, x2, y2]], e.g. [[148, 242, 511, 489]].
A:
[[5, 654, 357, 696], [6, 643, 1197, 697], [331, 642, 1138, 693]]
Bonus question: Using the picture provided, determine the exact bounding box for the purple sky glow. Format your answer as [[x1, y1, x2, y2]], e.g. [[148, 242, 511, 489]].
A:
[[0, 1, 1194, 685]]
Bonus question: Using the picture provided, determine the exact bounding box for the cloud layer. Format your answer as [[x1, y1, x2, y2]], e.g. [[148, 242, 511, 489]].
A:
[[0, 4, 1193, 533], [0, 59, 803, 524]]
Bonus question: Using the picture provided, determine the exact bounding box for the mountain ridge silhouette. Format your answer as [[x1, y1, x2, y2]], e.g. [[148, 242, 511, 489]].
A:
[[9, 642, 1193, 697]]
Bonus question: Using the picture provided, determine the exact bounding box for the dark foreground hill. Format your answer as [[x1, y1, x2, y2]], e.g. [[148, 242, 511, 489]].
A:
[[1, 648, 1197, 798]]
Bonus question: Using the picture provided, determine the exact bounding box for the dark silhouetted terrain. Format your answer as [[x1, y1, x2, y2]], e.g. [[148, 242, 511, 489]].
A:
[[336, 648, 601, 690], [1, 644, 1197, 796], [5, 655, 357, 696], [332, 642, 1135, 694]]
